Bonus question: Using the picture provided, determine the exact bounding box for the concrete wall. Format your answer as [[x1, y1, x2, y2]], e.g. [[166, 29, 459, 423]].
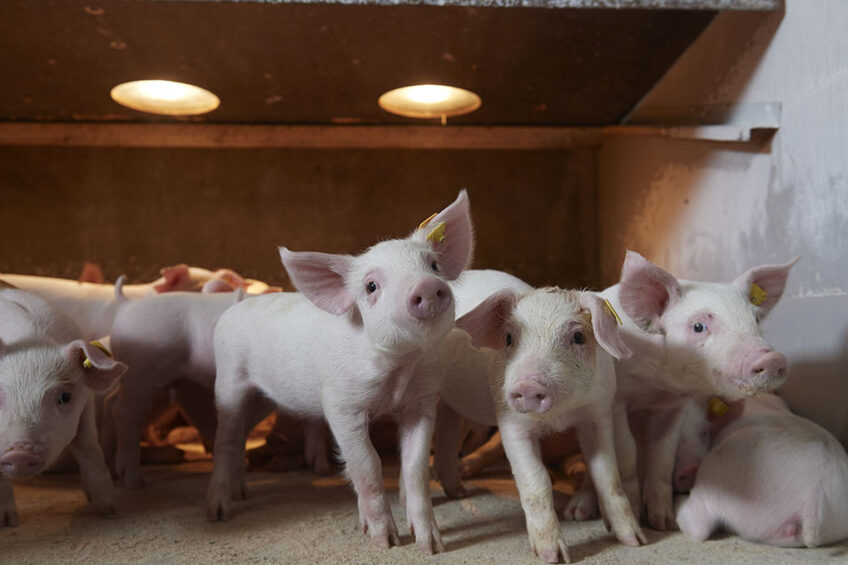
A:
[[0, 146, 597, 290], [597, 2, 848, 445]]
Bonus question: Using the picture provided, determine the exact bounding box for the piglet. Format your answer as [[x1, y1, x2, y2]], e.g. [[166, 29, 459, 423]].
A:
[[432, 286, 646, 562], [0, 264, 228, 340], [107, 279, 247, 488], [676, 393, 848, 547], [0, 288, 127, 525], [565, 251, 798, 531], [207, 190, 473, 554]]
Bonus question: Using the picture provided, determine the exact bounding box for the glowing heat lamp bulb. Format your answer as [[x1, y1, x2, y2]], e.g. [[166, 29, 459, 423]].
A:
[[404, 85, 452, 104], [378, 84, 481, 124], [110, 79, 220, 116]]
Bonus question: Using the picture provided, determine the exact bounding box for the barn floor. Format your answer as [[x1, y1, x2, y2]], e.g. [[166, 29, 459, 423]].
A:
[[3, 452, 845, 565]]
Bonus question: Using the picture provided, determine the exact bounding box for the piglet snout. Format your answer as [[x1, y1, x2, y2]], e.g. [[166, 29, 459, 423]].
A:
[[749, 351, 787, 379], [407, 277, 452, 320], [0, 444, 45, 478], [673, 463, 699, 493], [508, 377, 552, 414], [743, 350, 788, 388]]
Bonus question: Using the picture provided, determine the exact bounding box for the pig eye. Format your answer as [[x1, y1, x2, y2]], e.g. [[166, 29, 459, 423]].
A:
[[58, 391, 72, 405], [365, 281, 378, 294], [692, 322, 706, 333], [573, 331, 585, 344], [431, 261, 439, 272], [505, 333, 513, 347]]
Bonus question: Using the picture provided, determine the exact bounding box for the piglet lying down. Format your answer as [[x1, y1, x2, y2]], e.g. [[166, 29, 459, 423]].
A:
[[676, 393, 848, 547]]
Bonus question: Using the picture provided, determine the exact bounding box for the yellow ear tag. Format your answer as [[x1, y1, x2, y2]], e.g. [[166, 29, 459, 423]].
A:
[[708, 396, 730, 418], [83, 340, 113, 368], [604, 298, 623, 326], [426, 221, 446, 244], [750, 283, 768, 306], [418, 212, 438, 231]]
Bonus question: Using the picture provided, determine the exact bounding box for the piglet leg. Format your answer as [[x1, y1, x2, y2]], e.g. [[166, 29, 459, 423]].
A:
[[460, 430, 505, 479], [501, 419, 570, 564], [613, 408, 640, 519], [0, 475, 19, 527], [577, 414, 646, 547], [112, 377, 157, 489], [433, 402, 467, 499], [325, 406, 399, 549], [399, 402, 444, 554], [642, 407, 685, 531], [207, 375, 252, 521], [675, 494, 716, 542], [304, 418, 331, 475], [70, 396, 116, 516]]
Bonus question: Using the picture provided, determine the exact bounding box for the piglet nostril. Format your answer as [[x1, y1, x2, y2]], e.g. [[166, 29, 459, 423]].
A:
[[407, 278, 452, 320], [507, 379, 552, 414]]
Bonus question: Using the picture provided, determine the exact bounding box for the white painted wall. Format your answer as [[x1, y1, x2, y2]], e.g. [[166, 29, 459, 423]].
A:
[[597, 1, 848, 445]]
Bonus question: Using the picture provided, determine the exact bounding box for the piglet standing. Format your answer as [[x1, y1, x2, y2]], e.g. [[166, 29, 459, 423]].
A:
[[107, 280, 248, 488], [432, 286, 645, 562], [565, 251, 797, 531], [207, 191, 473, 554], [0, 288, 127, 525], [676, 393, 848, 547]]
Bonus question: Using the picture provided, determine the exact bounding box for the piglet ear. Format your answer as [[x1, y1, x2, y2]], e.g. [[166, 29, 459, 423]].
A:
[[411, 189, 474, 281], [153, 264, 191, 293], [78, 262, 104, 284], [65, 340, 127, 391], [456, 289, 517, 350], [213, 268, 250, 290], [734, 256, 799, 318], [202, 278, 236, 293], [579, 293, 631, 361], [279, 247, 355, 315], [618, 250, 681, 333]]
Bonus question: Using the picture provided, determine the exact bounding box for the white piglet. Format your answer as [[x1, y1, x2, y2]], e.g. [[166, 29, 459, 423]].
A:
[[566, 251, 798, 531], [432, 287, 645, 562], [0, 288, 127, 525], [207, 191, 474, 554], [0, 264, 233, 340], [107, 280, 248, 489], [676, 393, 848, 547]]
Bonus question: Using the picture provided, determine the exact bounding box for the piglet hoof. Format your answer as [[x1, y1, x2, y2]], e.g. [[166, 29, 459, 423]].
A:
[[89, 488, 117, 518], [361, 514, 400, 549], [563, 491, 598, 521], [610, 512, 647, 547], [95, 503, 116, 518], [409, 515, 445, 554], [206, 481, 233, 522], [116, 467, 144, 490], [441, 482, 468, 500], [207, 499, 232, 522], [2, 507, 20, 528], [529, 527, 571, 564], [367, 523, 400, 549], [644, 483, 677, 531]]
